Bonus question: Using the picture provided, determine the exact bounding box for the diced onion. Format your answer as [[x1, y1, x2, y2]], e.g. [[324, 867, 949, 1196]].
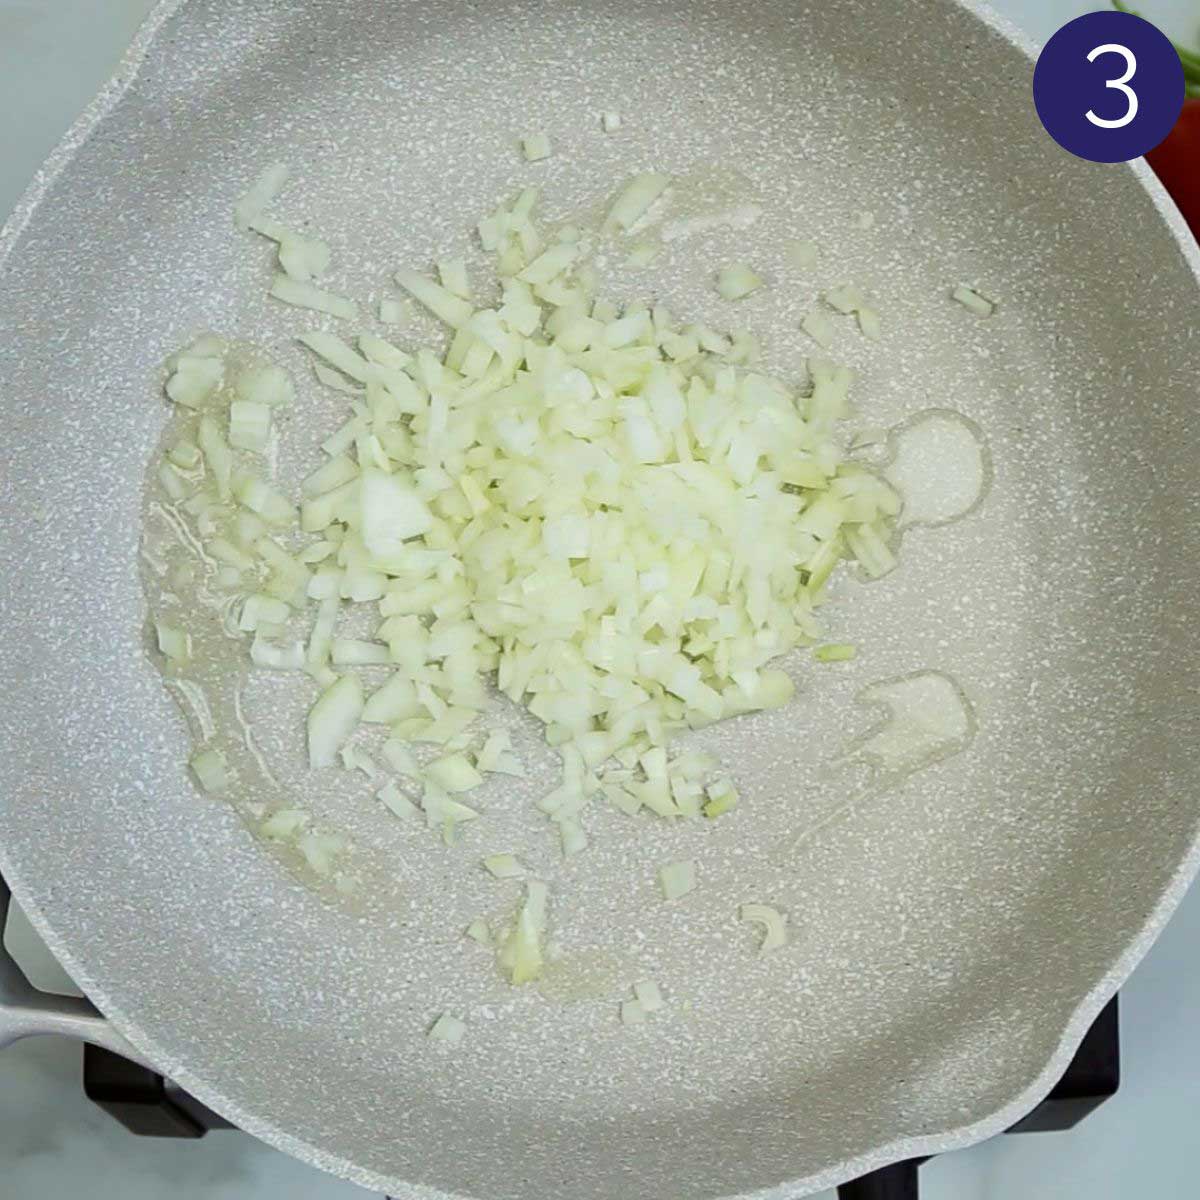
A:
[[659, 859, 696, 901], [498, 880, 548, 984], [521, 132, 553, 162], [739, 902, 788, 953], [951, 284, 996, 317], [716, 264, 763, 301], [228, 400, 271, 451], [261, 808, 310, 839], [155, 620, 191, 663], [159, 165, 906, 950], [620, 999, 646, 1026], [307, 674, 364, 767], [634, 979, 663, 1012], [190, 747, 229, 793], [426, 752, 484, 793], [235, 365, 294, 408], [235, 163, 289, 232], [270, 275, 356, 320], [378, 780, 421, 821], [606, 173, 670, 231], [483, 853, 526, 879], [428, 1013, 465, 1044], [814, 642, 856, 662], [394, 268, 474, 329], [278, 233, 332, 282], [857, 308, 882, 341], [465, 919, 493, 946]]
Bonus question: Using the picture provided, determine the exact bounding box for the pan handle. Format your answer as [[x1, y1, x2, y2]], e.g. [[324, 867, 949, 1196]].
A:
[[0, 871, 154, 1069], [838, 1159, 920, 1199]]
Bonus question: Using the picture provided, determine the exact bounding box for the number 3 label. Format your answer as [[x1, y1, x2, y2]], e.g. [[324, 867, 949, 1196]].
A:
[[1033, 11, 1184, 163], [1086, 43, 1138, 129]]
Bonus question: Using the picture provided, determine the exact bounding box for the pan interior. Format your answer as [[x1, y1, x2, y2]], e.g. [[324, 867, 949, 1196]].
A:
[[1, 1, 1199, 1198]]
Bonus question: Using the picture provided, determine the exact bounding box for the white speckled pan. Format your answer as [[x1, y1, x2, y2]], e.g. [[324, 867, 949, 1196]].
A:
[[1, 1, 1199, 1197]]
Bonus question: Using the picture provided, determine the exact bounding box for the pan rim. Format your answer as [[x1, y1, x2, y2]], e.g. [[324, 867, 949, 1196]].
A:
[[2, 0, 1199, 1196]]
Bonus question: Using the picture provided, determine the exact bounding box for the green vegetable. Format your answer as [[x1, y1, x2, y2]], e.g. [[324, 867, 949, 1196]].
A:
[[814, 643, 857, 662]]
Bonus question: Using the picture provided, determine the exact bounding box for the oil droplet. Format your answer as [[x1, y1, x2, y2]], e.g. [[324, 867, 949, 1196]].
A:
[[884, 408, 991, 529], [841, 669, 977, 784], [782, 670, 977, 856]]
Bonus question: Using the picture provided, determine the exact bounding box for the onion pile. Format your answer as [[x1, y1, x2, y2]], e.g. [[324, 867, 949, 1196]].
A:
[[152, 164, 899, 989]]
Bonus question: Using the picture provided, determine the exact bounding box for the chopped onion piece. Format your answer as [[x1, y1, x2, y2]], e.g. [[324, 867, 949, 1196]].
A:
[[378, 780, 421, 821], [857, 307, 882, 341], [716, 264, 763, 301], [620, 999, 646, 1026], [331, 638, 392, 666], [278, 233, 332, 282], [260, 808, 309, 840], [297, 829, 344, 876], [381, 737, 421, 778], [465, 919, 493, 946], [951, 284, 996, 317], [436, 258, 472, 301], [426, 752, 484, 793], [601, 110, 622, 132], [270, 275, 357, 320], [428, 1013, 465, 1045], [740, 902, 788, 953], [824, 285, 866, 315], [190, 747, 229, 793], [521, 132, 553, 162], [659, 859, 696, 901], [815, 642, 856, 662], [340, 743, 379, 778], [483, 853, 526, 879], [167, 440, 201, 470], [155, 621, 191, 663], [634, 979, 664, 1012], [498, 880, 548, 985], [235, 163, 289, 232], [166, 355, 223, 409], [197, 415, 233, 500], [228, 400, 271, 452], [394, 268, 474, 329], [307, 674, 364, 767], [297, 332, 372, 382], [360, 470, 434, 561], [703, 778, 740, 819], [236, 365, 294, 408], [250, 636, 305, 670], [606, 173, 670, 231], [845, 522, 897, 579], [233, 473, 295, 526]]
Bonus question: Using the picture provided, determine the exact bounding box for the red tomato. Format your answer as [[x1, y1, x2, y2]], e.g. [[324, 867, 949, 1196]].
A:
[[1146, 98, 1200, 238]]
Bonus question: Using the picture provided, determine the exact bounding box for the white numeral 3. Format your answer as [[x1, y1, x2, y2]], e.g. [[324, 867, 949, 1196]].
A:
[[1086, 43, 1138, 129]]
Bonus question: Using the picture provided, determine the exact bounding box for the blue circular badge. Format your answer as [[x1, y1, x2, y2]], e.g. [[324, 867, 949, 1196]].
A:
[[1033, 11, 1184, 163]]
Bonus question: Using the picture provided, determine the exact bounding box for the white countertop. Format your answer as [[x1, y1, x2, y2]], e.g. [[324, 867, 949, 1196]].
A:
[[2, 2, 1198, 1197]]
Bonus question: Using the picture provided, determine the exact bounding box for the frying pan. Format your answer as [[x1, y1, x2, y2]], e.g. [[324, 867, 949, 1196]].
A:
[[1, 1, 1199, 1197]]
